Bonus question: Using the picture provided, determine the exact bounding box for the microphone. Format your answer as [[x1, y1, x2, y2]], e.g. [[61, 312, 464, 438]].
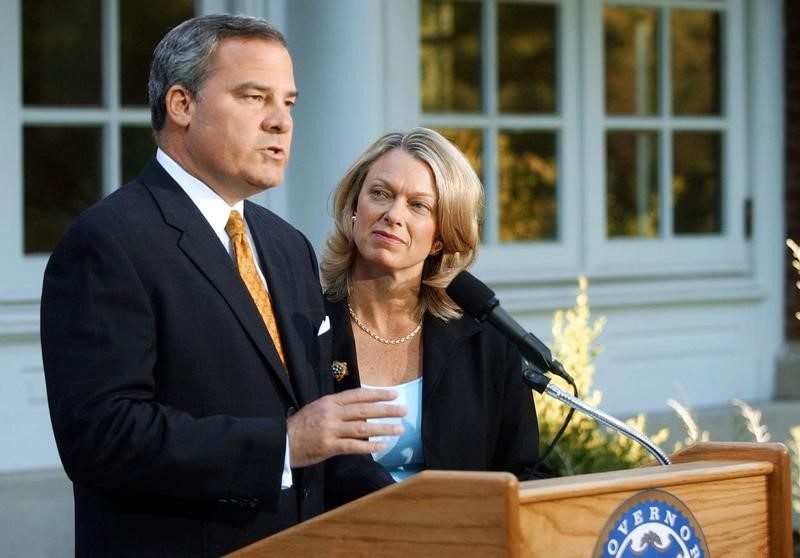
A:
[[446, 271, 575, 385], [445, 271, 671, 467]]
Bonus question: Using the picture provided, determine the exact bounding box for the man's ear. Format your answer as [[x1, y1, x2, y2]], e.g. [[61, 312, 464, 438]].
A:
[[164, 85, 194, 128]]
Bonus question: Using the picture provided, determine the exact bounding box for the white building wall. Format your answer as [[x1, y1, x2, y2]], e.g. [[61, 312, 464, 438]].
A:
[[748, 0, 786, 401], [0, 0, 788, 473], [0, 0, 54, 474], [500, 278, 766, 416], [577, 301, 762, 415], [0, 337, 60, 472]]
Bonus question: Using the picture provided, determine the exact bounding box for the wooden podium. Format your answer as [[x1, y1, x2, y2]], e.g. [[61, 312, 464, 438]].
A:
[[229, 442, 793, 557]]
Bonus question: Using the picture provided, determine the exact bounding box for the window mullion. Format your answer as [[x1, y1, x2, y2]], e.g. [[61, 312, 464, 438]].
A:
[[103, 0, 121, 196], [659, 5, 673, 238], [483, 0, 499, 245]]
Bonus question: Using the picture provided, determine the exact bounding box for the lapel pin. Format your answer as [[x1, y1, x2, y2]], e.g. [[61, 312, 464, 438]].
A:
[[331, 360, 348, 383]]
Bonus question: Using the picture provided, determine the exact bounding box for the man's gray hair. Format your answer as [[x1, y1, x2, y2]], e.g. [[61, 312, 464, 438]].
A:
[[148, 13, 286, 133]]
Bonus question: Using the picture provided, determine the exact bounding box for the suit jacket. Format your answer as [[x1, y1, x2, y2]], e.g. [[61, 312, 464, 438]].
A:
[[40, 159, 391, 557], [326, 298, 541, 478]]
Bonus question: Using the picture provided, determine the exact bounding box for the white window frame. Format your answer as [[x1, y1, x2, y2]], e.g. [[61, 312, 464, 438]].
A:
[[404, 0, 749, 284], [418, 0, 582, 283], [4, 0, 153, 298], [583, 0, 749, 279], [1, 0, 46, 299], [1, 0, 292, 300]]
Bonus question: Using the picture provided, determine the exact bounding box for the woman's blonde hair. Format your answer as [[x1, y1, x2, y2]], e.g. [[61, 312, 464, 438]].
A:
[[320, 127, 483, 321]]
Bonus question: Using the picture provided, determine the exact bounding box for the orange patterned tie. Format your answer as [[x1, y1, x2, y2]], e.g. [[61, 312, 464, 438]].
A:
[[225, 210, 287, 370]]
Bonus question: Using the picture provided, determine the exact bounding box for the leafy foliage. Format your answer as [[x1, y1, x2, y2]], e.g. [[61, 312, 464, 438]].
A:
[[534, 277, 668, 476], [536, 272, 800, 528], [788, 239, 800, 520], [789, 239, 800, 322], [665, 398, 710, 450], [790, 426, 800, 516]]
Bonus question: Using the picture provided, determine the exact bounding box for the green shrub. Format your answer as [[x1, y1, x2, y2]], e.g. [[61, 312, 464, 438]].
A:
[[536, 274, 800, 528], [534, 277, 668, 476]]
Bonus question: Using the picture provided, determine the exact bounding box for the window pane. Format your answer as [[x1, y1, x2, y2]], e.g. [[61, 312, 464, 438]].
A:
[[120, 0, 194, 106], [604, 6, 658, 115], [24, 127, 102, 254], [673, 132, 721, 234], [498, 2, 556, 113], [435, 128, 483, 177], [23, 0, 102, 106], [671, 10, 721, 115], [498, 131, 557, 242], [421, 0, 482, 112], [606, 131, 659, 237], [435, 128, 484, 240], [121, 126, 157, 183]]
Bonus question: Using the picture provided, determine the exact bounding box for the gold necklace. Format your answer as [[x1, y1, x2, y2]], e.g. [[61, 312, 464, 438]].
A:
[[347, 302, 423, 345]]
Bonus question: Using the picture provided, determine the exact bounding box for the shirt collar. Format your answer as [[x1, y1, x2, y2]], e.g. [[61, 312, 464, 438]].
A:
[[156, 148, 244, 242]]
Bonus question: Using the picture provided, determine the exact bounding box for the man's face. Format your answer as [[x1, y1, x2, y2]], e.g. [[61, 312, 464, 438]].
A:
[[179, 37, 297, 202]]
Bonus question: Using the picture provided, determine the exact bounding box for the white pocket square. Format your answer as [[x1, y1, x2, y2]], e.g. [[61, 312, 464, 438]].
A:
[[317, 315, 331, 336]]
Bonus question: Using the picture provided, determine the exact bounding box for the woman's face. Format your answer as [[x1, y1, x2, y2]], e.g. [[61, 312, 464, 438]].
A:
[[352, 149, 438, 280]]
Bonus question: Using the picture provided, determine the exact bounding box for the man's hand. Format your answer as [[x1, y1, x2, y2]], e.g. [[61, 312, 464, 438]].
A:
[[287, 388, 407, 468]]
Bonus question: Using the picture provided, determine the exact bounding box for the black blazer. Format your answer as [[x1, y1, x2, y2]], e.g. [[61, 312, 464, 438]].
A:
[[326, 298, 541, 478], [40, 159, 390, 557]]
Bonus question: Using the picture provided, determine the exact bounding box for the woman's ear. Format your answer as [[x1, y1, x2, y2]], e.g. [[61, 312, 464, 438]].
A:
[[430, 239, 444, 256]]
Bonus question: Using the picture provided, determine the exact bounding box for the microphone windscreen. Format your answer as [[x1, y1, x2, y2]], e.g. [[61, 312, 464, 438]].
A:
[[445, 271, 495, 318]]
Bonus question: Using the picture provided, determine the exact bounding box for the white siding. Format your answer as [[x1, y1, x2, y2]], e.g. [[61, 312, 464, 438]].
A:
[[0, 0, 787, 472]]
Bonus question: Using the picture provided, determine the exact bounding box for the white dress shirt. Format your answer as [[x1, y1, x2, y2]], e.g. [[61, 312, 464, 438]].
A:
[[156, 149, 294, 489]]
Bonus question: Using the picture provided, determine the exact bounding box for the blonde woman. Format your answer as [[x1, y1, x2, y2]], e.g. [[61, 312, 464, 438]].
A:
[[321, 128, 541, 484]]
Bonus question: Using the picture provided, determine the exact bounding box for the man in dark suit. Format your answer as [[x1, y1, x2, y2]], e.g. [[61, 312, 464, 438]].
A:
[[40, 14, 404, 557]]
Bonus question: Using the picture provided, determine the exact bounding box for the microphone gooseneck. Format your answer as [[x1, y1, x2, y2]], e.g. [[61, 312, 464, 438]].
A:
[[523, 366, 671, 466]]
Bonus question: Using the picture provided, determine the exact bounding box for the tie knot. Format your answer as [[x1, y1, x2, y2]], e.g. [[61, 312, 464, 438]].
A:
[[225, 210, 246, 238]]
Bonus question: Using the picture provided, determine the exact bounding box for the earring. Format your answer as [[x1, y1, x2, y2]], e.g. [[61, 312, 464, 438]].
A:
[[430, 240, 443, 256], [351, 214, 356, 223]]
